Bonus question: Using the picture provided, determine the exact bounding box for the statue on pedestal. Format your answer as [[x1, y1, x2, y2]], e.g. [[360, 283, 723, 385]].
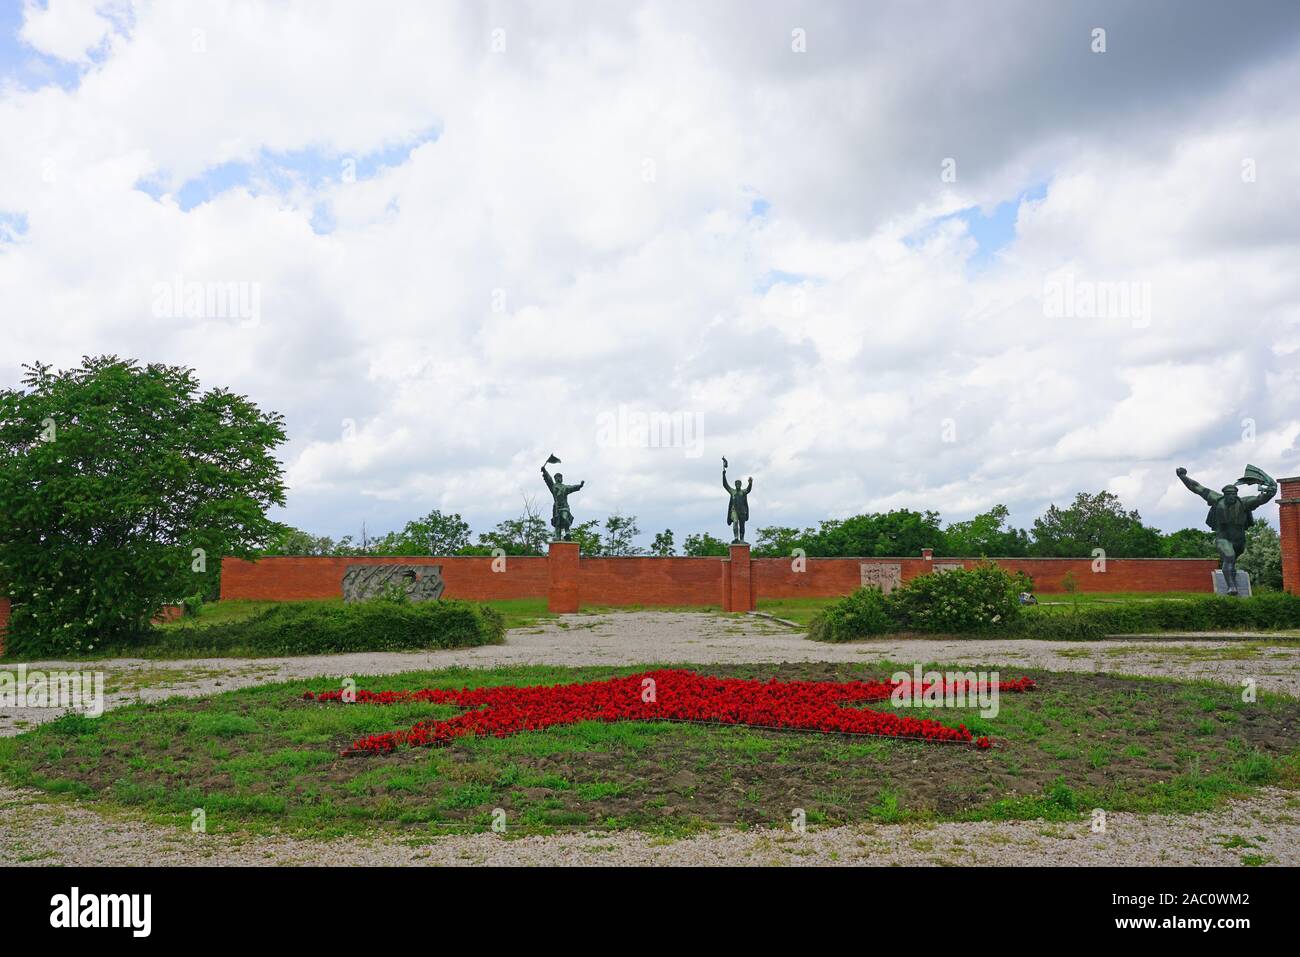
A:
[[1175, 463, 1276, 596], [722, 456, 753, 544], [541, 454, 585, 541]]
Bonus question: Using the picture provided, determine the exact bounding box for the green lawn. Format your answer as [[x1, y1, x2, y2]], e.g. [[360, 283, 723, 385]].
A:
[[3, 661, 1296, 839], [757, 592, 1213, 628]]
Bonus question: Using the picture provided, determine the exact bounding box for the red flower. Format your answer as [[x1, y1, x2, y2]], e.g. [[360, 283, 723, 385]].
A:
[[304, 671, 1034, 755]]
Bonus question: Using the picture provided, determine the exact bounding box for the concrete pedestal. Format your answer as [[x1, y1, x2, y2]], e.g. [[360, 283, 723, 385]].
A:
[[1212, 570, 1251, 597]]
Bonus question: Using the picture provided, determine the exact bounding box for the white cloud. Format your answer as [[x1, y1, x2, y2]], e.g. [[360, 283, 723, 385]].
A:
[[2, 0, 1299, 545]]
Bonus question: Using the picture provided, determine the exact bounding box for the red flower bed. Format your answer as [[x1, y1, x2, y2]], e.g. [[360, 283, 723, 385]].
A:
[[304, 671, 1035, 754]]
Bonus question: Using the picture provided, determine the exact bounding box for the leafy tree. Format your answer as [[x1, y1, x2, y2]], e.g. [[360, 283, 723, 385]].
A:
[[1239, 523, 1283, 590], [942, 505, 1029, 557], [806, 509, 944, 557], [570, 519, 602, 555], [0, 357, 286, 655], [372, 508, 472, 556], [753, 525, 808, 557], [650, 529, 676, 557], [262, 524, 336, 556], [477, 496, 548, 555], [683, 531, 729, 556], [1028, 491, 1162, 558], [1159, 527, 1217, 558], [601, 512, 643, 556]]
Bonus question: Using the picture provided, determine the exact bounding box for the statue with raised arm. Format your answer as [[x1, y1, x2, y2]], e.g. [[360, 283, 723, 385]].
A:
[[541, 454, 585, 541], [1176, 463, 1277, 596], [722, 456, 753, 544]]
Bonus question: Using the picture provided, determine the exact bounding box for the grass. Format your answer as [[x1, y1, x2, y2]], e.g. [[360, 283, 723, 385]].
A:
[[3, 660, 1297, 839], [757, 592, 1214, 630]]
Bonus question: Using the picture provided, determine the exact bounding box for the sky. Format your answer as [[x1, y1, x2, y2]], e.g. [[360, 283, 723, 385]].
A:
[[1, 0, 1299, 548]]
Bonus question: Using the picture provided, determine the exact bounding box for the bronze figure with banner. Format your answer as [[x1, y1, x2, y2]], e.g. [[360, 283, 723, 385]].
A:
[[1176, 463, 1277, 596]]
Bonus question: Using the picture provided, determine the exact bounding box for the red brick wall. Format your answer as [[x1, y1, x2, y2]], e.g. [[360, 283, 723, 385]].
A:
[[220, 553, 1218, 608], [578, 556, 723, 608], [753, 556, 1217, 596], [220, 555, 549, 602], [1280, 476, 1300, 596]]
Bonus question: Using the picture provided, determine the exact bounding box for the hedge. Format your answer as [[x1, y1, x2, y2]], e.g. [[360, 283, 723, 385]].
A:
[[79, 599, 505, 658], [1013, 593, 1300, 641]]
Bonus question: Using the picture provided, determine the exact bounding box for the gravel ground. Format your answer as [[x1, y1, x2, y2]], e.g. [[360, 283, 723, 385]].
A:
[[3, 610, 1298, 866], [1, 783, 1295, 866]]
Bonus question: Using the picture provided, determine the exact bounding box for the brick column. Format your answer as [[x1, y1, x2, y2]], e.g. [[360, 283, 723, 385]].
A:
[[0, 597, 9, 656], [1279, 476, 1300, 596], [547, 541, 580, 613], [723, 544, 754, 612]]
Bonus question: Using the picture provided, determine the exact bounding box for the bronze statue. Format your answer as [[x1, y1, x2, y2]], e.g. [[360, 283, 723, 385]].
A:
[[1176, 463, 1277, 595], [722, 456, 753, 544], [541, 454, 585, 541]]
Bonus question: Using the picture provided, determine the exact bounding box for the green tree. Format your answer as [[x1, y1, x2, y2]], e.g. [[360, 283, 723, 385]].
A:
[[372, 509, 472, 555], [683, 531, 729, 556], [601, 512, 642, 556], [650, 529, 675, 557], [942, 505, 1029, 557], [753, 525, 808, 557], [262, 524, 336, 556], [0, 357, 286, 655], [807, 509, 944, 557], [477, 497, 548, 555], [1159, 527, 1217, 558], [1238, 522, 1283, 590], [1028, 491, 1162, 558], [570, 519, 602, 555]]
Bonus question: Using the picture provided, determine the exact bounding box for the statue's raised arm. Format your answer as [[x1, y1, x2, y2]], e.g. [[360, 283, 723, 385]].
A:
[[1175, 466, 1218, 503]]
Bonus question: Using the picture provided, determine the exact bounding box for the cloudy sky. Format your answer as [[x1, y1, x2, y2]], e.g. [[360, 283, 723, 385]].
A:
[[2, 0, 1298, 547]]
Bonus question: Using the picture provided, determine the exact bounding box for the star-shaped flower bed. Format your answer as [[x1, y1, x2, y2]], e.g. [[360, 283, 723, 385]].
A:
[[304, 670, 1035, 754]]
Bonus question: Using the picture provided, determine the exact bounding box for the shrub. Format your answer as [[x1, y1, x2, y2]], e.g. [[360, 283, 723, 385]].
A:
[[83, 599, 505, 658], [1014, 592, 1300, 640], [807, 586, 893, 642], [886, 562, 1031, 633]]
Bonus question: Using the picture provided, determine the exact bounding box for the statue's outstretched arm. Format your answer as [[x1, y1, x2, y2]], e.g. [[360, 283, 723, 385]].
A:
[[541, 467, 555, 493], [722, 469, 730, 492], [745, 477, 753, 493], [1176, 468, 1216, 503]]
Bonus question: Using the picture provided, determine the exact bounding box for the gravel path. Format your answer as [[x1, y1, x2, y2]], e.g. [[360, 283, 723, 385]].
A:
[[2, 783, 1294, 866], [3, 610, 1298, 866]]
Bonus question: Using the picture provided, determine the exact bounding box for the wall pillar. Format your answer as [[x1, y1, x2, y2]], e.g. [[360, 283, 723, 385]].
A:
[[723, 544, 754, 612], [547, 541, 580, 613], [1279, 476, 1300, 596]]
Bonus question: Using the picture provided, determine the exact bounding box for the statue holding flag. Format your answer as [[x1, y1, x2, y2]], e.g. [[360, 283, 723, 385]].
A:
[[1175, 463, 1277, 596], [541, 453, 585, 541]]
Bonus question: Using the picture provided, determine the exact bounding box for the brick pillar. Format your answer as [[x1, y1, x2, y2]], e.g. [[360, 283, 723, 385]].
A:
[[723, 544, 754, 612], [0, 597, 9, 656], [547, 541, 580, 613], [1280, 476, 1300, 596]]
